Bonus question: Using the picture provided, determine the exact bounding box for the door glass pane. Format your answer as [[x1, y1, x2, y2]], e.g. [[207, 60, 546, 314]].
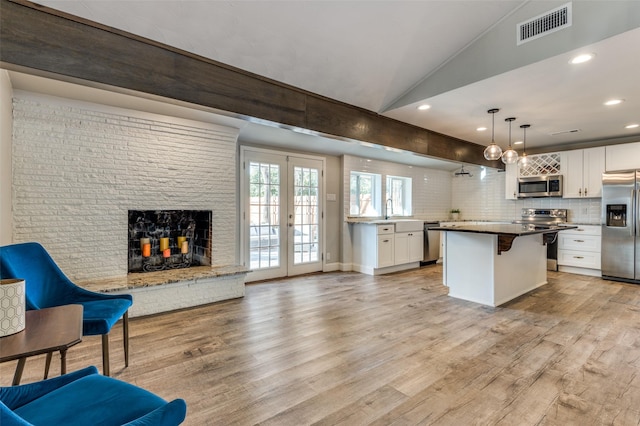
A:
[[293, 166, 319, 264], [249, 162, 280, 270]]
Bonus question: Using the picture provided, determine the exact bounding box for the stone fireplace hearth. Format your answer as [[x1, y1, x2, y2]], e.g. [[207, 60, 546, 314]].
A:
[[128, 210, 212, 273]]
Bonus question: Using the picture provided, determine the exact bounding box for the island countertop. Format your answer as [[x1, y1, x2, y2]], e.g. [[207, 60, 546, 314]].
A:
[[432, 223, 578, 236]]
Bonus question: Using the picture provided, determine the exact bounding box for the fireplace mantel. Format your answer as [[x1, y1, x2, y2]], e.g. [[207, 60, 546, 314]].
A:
[[78, 265, 249, 317]]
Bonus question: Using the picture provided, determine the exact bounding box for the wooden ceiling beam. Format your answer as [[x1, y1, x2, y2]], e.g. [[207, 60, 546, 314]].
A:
[[1, 0, 499, 168]]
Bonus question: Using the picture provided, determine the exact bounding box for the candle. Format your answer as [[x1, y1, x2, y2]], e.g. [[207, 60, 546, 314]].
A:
[[142, 243, 151, 257], [159, 237, 169, 251], [177, 236, 187, 247], [163, 248, 171, 258], [181, 240, 189, 254], [140, 237, 150, 251]]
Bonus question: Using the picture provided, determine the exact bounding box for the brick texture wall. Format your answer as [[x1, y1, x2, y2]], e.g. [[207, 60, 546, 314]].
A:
[[12, 96, 240, 281]]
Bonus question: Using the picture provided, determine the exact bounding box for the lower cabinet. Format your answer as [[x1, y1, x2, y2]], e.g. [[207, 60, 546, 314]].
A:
[[558, 225, 601, 276], [352, 222, 423, 275], [394, 231, 424, 265], [376, 233, 395, 268]]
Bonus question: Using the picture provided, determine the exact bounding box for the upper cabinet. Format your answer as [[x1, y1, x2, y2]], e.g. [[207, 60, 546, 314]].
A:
[[504, 163, 518, 200], [562, 147, 605, 198], [606, 142, 640, 171]]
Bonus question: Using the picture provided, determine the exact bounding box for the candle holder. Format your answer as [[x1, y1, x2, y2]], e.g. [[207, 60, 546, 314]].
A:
[[141, 242, 193, 272]]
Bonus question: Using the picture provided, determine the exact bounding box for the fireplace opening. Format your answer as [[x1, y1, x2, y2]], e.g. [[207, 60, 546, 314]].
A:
[[128, 210, 212, 273]]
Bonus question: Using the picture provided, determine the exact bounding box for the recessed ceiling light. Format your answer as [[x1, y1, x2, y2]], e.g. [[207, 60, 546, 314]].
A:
[[417, 104, 431, 111], [570, 53, 594, 64], [604, 99, 624, 106], [626, 123, 639, 129], [514, 141, 523, 145], [476, 127, 487, 132]]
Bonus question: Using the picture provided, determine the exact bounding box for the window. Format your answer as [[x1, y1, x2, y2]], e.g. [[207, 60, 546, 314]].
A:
[[349, 171, 381, 217], [386, 175, 412, 216]]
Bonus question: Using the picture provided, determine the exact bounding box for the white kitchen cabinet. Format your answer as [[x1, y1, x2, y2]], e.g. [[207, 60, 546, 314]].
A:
[[504, 162, 518, 200], [394, 231, 423, 265], [558, 225, 601, 276], [562, 147, 605, 198], [352, 223, 395, 274], [606, 141, 640, 171], [377, 233, 395, 268]]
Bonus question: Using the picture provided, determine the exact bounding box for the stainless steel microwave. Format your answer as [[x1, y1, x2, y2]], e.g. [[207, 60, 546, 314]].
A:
[[518, 175, 563, 198]]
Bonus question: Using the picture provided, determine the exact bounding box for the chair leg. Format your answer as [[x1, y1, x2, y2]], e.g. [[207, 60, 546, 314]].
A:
[[123, 310, 129, 368], [102, 333, 110, 376]]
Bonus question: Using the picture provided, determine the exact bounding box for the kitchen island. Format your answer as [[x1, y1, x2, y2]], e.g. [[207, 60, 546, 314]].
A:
[[433, 223, 577, 307]]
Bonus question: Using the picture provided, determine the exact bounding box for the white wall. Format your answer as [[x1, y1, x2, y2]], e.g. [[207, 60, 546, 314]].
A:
[[0, 70, 13, 245], [343, 154, 452, 220], [11, 93, 240, 281]]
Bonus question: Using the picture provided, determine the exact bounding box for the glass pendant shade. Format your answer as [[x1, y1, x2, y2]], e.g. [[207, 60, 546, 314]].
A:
[[501, 117, 518, 165], [483, 108, 502, 161], [484, 143, 502, 161], [502, 148, 518, 164]]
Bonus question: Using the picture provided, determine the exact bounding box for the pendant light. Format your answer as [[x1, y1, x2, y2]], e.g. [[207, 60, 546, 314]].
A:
[[518, 124, 530, 168], [483, 108, 502, 161], [501, 117, 518, 164]]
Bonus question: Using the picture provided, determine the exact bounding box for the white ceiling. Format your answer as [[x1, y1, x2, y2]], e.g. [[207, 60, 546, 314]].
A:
[[19, 1, 640, 170]]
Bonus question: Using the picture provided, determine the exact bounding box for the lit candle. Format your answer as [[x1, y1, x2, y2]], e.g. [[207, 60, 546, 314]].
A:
[[159, 237, 169, 251], [163, 248, 171, 258], [181, 241, 189, 254], [140, 237, 150, 252], [142, 243, 151, 257], [177, 236, 186, 247]]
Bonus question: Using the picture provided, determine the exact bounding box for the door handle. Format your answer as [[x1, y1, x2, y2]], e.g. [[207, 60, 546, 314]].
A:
[[632, 188, 637, 237]]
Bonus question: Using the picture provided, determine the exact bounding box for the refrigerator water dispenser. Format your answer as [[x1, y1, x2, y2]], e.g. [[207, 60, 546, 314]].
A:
[[606, 204, 627, 227]]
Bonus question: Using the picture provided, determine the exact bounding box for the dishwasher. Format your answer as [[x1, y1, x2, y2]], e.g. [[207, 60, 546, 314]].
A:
[[421, 222, 441, 265]]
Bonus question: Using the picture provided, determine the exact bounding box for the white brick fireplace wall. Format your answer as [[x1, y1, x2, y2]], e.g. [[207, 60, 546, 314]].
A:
[[12, 93, 240, 283]]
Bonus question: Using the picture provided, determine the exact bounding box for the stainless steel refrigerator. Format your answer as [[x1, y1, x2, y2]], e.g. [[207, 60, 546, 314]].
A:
[[602, 170, 640, 283]]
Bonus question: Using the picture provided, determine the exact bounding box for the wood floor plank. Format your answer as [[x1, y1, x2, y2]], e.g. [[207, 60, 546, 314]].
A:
[[2, 266, 640, 425]]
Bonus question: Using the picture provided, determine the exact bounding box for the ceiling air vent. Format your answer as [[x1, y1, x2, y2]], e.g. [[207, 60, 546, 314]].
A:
[[517, 3, 572, 45], [550, 129, 580, 136]]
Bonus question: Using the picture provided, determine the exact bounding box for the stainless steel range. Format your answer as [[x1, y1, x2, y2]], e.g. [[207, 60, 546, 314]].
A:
[[513, 208, 567, 271]]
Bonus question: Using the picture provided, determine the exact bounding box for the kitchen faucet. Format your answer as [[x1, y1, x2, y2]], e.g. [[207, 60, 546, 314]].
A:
[[385, 198, 393, 220]]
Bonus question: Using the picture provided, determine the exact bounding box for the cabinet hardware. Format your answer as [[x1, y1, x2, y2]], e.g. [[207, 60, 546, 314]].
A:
[[573, 239, 585, 242], [573, 256, 584, 259]]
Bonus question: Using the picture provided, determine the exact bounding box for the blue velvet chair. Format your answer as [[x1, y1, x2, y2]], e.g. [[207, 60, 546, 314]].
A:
[[0, 242, 133, 376], [0, 366, 187, 425]]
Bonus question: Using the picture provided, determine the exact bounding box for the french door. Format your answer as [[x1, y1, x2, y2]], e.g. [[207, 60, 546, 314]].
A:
[[241, 147, 323, 281]]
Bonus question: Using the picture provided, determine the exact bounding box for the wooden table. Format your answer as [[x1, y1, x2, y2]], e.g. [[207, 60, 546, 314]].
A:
[[0, 304, 83, 385]]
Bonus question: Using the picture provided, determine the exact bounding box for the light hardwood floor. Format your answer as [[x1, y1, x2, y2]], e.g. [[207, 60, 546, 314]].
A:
[[2, 265, 640, 425]]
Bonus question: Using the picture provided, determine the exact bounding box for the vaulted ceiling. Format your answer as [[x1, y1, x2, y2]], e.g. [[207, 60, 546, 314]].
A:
[[6, 0, 640, 170]]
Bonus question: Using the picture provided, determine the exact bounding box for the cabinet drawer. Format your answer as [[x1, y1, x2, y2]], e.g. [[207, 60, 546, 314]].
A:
[[562, 225, 601, 236], [377, 224, 395, 235], [558, 249, 601, 269], [558, 234, 601, 252]]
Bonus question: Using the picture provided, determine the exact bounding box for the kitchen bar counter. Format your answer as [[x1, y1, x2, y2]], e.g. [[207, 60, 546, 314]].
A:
[[435, 224, 576, 307]]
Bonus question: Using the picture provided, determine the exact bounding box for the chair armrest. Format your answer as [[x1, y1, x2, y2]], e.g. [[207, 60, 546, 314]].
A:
[[0, 366, 98, 410], [122, 399, 187, 426], [71, 285, 133, 304], [0, 401, 33, 426]]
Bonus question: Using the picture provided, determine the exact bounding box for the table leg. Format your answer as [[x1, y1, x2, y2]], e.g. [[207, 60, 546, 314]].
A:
[[60, 349, 67, 375], [12, 357, 26, 386], [44, 352, 53, 379]]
